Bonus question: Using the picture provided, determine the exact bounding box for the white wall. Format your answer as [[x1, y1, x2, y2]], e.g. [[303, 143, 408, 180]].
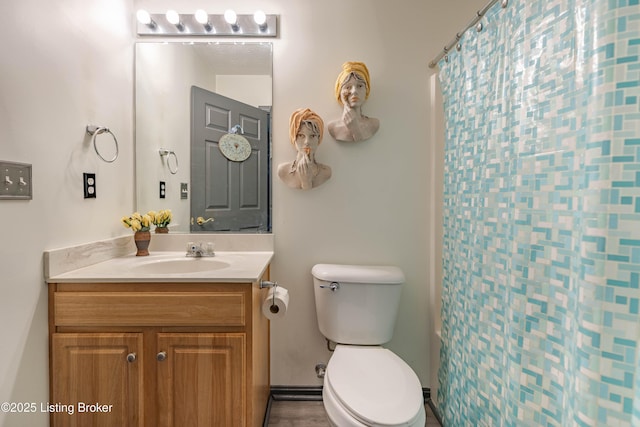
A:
[[0, 0, 486, 425], [0, 0, 134, 425]]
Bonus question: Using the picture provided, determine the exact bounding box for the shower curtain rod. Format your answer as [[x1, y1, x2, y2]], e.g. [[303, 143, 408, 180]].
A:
[[428, 0, 502, 68]]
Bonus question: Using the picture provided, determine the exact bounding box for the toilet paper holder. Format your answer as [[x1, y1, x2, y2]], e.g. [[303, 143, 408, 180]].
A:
[[260, 280, 279, 311], [260, 280, 278, 289]]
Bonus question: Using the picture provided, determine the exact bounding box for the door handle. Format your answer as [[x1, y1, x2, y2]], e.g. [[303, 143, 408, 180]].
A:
[[192, 216, 214, 226]]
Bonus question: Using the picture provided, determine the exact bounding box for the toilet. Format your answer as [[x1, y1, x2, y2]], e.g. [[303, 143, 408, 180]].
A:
[[312, 263, 426, 427]]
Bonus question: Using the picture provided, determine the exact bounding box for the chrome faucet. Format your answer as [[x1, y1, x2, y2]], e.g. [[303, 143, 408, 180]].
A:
[[186, 242, 215, 257]]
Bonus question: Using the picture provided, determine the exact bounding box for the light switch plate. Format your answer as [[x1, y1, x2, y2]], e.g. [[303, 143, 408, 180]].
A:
[[180, 183, 188, 199], [0, 161, 32, 200]]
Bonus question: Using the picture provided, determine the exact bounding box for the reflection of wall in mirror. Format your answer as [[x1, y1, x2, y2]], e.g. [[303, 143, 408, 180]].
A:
[[135, 43, 272, 233], [217, 75, 272, 108]]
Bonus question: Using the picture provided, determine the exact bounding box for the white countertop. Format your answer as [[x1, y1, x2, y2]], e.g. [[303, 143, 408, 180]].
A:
[[46, 251, 274, 283]]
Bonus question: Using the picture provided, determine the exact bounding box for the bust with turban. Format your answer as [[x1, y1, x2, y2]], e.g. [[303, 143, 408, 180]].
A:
[[328, 61, 379, 142], [278, 108, 332, 190]]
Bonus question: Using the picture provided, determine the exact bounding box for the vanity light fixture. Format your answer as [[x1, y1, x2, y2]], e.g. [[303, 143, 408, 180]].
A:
[[194, 9, 213, 32], [136, 10, 278, 37], [165, 9, 184, 31]]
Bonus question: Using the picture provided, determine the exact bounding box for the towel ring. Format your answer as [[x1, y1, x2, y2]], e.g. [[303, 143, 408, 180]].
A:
[[159, 149, 179, 174], [86, 125, 119, 163]]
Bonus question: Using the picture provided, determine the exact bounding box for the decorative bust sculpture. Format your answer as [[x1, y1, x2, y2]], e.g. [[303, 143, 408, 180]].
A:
[[328, 61, 379, 142], [278, 108, 332, 190]]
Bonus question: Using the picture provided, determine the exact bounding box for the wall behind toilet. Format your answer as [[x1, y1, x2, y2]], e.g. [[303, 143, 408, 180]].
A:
[[0, 1, 487, 425], [262, 0, 487, 387]]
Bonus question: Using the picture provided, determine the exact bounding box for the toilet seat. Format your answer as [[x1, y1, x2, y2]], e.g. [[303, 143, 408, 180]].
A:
[[324, 345, 425, 427]]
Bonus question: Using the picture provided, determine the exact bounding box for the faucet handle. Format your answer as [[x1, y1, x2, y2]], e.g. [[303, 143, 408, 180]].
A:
[[185, 241, 215, 257], [187, 242, 198, 253], [203, 242, 215, 255]]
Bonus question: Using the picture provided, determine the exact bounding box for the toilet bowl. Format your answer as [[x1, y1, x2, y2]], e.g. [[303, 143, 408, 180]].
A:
[[311, 264, 427, 427], [322, 345, 426, 427]]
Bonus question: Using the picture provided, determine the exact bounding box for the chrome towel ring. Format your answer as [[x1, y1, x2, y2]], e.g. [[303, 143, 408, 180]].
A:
[[159, 148, 179, 174], [86, 125, 119, 163]]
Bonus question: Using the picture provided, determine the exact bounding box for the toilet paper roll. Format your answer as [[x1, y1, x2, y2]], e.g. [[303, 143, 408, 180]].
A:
[[262, 286, 289, 320]]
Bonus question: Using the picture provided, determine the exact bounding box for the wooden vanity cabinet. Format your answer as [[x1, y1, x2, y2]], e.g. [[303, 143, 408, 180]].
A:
[[48, 275, 270, 427]]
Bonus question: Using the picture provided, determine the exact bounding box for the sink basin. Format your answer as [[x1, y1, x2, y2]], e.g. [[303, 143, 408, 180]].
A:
[[130, 258, 231, 274]]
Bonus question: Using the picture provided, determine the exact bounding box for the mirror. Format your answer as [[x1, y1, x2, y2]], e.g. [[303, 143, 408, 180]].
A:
[[135, 42, 273, 233]]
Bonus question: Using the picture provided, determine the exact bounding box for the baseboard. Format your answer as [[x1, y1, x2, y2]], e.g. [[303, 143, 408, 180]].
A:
[[427, 398, 443, 426], [269, 385, 430, 402], [270, 385, 324, 401]]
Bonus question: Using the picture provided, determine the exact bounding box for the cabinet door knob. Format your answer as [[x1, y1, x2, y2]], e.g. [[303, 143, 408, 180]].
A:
[[157, 351, 167, 362], [127, 352, 137, 363]]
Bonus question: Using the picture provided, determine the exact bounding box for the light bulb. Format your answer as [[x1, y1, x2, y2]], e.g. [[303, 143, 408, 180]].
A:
[[136, 9, 152, 25], [224, 9, 237, 25], [253, 10, 266, 26], [195, 9, 213, 31], [195, 9, 209, 24], [166, 10, 180, 25]]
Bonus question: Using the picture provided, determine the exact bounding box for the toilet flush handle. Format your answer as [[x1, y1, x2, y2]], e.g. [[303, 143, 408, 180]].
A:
[[320, 281, 340, 292]]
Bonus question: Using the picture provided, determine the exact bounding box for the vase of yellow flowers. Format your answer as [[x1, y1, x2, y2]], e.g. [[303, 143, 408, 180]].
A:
[[121, 212, 153, 256], [151, 209, 172, 234], [133, 230, 151, 256]]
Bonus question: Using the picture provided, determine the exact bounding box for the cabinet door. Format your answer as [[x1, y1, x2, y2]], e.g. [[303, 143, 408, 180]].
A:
[[51, 333, 143, 427], [157, 333, 246, 427]]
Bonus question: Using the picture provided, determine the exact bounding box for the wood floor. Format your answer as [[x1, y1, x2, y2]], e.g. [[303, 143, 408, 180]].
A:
[[266, 400, 441, 426]]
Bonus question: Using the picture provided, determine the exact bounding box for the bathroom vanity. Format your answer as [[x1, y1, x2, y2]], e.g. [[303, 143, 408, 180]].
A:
[[46, 249, 273, 427]]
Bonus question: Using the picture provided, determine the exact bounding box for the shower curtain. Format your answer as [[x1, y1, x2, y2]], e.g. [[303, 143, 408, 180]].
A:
[[437, 0, 640, 426]]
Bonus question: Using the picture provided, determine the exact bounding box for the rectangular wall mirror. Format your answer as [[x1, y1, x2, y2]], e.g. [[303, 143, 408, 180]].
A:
[[135, 42, 273, 233]]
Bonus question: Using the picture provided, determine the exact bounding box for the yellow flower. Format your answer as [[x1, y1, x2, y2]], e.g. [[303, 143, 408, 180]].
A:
[[122, 209, 171, 232], [152, 209, 172, 227], [130, 219, 142, 232], [121, 212, 151, 232]]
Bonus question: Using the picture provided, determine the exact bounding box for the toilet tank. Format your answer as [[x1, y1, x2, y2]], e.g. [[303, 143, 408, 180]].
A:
[[311, 264, 405, 345]]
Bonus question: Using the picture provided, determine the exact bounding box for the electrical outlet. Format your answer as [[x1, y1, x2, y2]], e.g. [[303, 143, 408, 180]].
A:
[[83, 173, 96, 198], [180, 183, 188, 199], [159, 181, 166, 199]]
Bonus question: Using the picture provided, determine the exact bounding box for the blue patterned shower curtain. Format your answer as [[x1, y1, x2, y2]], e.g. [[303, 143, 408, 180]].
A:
[[437, 0, 640, 425]]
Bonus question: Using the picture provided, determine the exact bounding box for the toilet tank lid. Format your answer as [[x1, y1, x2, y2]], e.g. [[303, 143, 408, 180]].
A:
[[312, 264, 405, 284]]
